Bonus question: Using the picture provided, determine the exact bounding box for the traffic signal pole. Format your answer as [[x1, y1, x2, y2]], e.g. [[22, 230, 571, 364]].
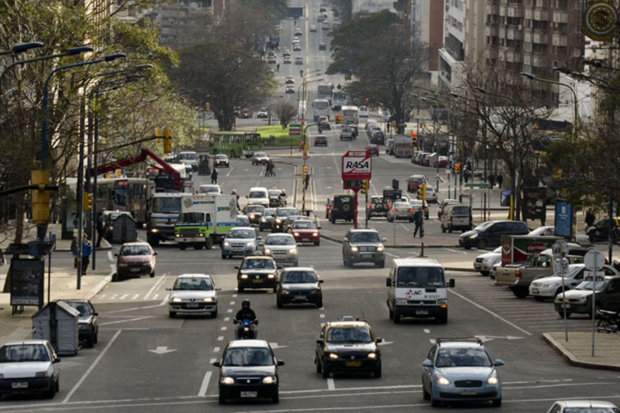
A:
[[353, 189, 359, 229]]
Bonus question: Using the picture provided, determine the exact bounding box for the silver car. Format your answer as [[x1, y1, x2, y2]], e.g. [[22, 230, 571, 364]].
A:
[[473, 246, 502, 276], [264, 233, 298, 266], [387, 201, 414, 222], [221, 227, 262, 259], [168, 274, 220, 318]]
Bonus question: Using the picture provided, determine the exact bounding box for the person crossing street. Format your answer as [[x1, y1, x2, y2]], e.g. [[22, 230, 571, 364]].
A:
[[413, 207, 424, 238]]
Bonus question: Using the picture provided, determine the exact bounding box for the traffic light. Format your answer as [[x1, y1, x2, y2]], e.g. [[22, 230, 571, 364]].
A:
[[418, 183, 427, 201], [392, 121, 396, 128], [31, 170, 50, 225], [365, 98, 369, 107], [83, 192, 93, 212], [411, 132, 417, 146], [155, 127, 161, 143], [335, 114, 340, 124], [454, 163, 461, 175], [206, 102, 211, 112], [301, 165, 308, 180], [163, 128, 172, 154], [361, 180, 369, 195]]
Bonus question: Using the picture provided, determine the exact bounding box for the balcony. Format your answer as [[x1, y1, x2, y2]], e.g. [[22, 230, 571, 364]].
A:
[[507, 27, 523, 40], [486, 49, 498, 60], [552, 33, 567, 47], [486, 3, 500, 16], [505, 50, 522, 62], [553, 10, 568, 23], [485, 26, 500, 37], [533, 9, 548, 21], [506, 4, 523, 18], [533, 31, 548, 44]]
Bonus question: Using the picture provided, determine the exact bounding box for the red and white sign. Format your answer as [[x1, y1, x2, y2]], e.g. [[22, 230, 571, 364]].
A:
[[341, 150, 372, 181]]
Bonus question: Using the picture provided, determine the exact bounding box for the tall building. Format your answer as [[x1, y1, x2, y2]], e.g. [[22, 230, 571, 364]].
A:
[[352, 0, 396, 15], [439, 0, 467, 91]]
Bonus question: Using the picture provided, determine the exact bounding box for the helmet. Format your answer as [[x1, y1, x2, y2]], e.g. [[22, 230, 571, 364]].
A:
[[242, 299, 251, 308], [231, 189, 237, 194]]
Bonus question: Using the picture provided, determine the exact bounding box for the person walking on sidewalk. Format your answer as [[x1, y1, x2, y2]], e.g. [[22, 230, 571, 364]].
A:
[[71, 236, 78, 268], [96, 212, 104, 248], [211, 168, 218, 184], [488, 174, 495, 188], [585, 208, 596, 231], [81, 234, 93, 275], [496, 173, 503, 189], [0, 247, 5, 283], [304, 173, 309, 190], [413, 207, 424, 237]]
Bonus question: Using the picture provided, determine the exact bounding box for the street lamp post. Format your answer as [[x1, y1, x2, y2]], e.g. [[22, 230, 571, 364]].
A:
[[0, 42, 44, 57]]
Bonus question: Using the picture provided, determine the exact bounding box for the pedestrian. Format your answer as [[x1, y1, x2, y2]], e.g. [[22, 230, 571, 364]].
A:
[[413, 207, 424, 237], [464, 167, 470, 183], [211, 168, 218, 184], [304, 173, 309, 190], [496, 173, 503, 189], [276, 63, 280, 72], [71, 236, 78, 269], [488, 174, 495, 188], [265, 163, 271, 177], [269, 161, 276, 177], [585, 208, 596, 231], [96, 212, 104, 248], [81, 234, 92, 275], [0, 247, 5, 283]]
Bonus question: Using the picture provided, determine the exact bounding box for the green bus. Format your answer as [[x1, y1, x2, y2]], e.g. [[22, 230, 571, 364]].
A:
[[208, 131, 262, 158]]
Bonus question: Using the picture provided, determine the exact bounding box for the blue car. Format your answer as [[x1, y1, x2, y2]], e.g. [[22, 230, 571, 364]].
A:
[[421, 338, 504, 407]]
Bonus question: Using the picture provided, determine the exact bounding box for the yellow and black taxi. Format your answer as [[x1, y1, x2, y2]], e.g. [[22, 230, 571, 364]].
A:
[[315, 317, 383, 379]]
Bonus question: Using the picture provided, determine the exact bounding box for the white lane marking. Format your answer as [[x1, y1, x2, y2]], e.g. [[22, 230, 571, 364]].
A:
[[197, 371, 212, 397], [144, 273, 167, 300], [209, 358, 217, 364], [227, 309, 233, 313], [220, 326, 227, 331], [399, 223, 410, 232], [107, 251, 114, 261], [226, 167, 233, 177], [120, 294, 128, 300], [132, 294, 139, 300], [110, 294, 118, 300], [63, 330, 122, 403], [99, 316, 155, 326], [217, 336, 224, 341], [332, 152, 342, 183], [449, 289, 533, 336], [229, 301, 235, 305], [327, 378, 336, 391], [429, 339, 436, 344], [423, 329, 430, 334], [153, 294, 159, 300], [224, 317, 230, 322], [232, 294, 238, 298], [214, 347, 220, 352], [320, 314, 325, 318]]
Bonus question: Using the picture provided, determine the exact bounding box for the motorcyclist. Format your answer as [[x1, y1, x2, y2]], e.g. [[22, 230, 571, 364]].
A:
[[278, 190, 287, 206], [234, 299, 258, 339], [231, 189, 240, 210]]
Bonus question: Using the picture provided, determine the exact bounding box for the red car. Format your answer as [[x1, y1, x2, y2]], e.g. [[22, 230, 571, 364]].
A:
[[315, 135, 328, 146], [115, 242, 157, 281], [366, 145, 379, 157], [291, 220, 320, 246]]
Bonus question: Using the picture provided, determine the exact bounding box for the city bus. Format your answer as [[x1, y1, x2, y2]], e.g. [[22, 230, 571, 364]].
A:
[[341, 105, 359, 125], [208, 131, 262, 158], [332, 89, 347, 110], [312, 98, 331, 121], [317, 83, 333, 100]]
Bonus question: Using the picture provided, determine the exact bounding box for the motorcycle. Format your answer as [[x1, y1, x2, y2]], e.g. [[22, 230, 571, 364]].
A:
[[234, 318, 259, 339], [597, 309, 619, 334]]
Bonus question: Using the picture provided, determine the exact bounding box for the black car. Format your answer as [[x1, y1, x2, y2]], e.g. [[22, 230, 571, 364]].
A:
[[214, 340, 284, 404], [236, 256, 279, 293], [587, 217, 620, 243], [328, 195, 354, 224], [370, 130, 385, 145], [272, 207, 300, 232], [459, 220, 529, 250], [61, 299, 99, 347], [260, 208, 277, 231], [315, 318, 383, 379], [276, 268, 323, 308], [244, 205, 265, 226], [366, 196, 388, 219]]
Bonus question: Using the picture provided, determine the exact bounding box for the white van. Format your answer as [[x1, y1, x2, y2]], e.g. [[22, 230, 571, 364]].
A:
[[439, 203, 472, 233], [359, 106, 369, 118], [247, 186, 269, 207], [386, 258, 454, 324]]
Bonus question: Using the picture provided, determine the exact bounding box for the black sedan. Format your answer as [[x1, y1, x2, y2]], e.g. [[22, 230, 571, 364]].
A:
[[587, 217, 620, 243], [61, 299, 99, 347], [236, 256, 279, 293], [276, 268, 323, 308], [214, 340, 284, 404]]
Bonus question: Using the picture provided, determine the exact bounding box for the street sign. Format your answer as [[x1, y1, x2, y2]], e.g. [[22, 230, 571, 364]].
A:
[[552, 240, 570, 259], [341, 150, 372, 181], [344, 179, 364, 190], [289, 123, 301, 136], [382, 189, 402, 200], [584, 250, 605, 271]]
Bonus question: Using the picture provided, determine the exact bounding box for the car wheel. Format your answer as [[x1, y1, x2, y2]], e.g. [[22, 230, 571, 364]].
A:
[[150, 270, 155, 278], [94, 331, 98, 344], [512, 287, 528, 299], [272, 285, 277, 293], [481, 271, 489, 277], [476, 239, 488, 250], [438, 314, 448, 324], [86, 333, 95, 348], [44, 381, 57, 399], [422, 382, 430, 400], [221, 253, 227, 259], [314, 241, 320, 246], [316, 299, 323, 308], [211, 308, 218, 318], [376, 261, 385, 268], [219, 392, 226, 405], [430, 387, 440, 407], [449, 225, 453, 233], [206, 237, 214, 249], [492, 397, 502, 407], [441, 225, 446, 233], [322, 363, 330, 379], [238, 286, 244, 293], [315, 357, 322, 373], [272, 391, 279, 404], [179, 244, 187, 251], [169, 311, 176, 318], [534, 296, 546, 302], [393, 311, 401, 324], [374, 365, 382, 378], [194, 243, 203, 250], [277, 298, 283, 309]]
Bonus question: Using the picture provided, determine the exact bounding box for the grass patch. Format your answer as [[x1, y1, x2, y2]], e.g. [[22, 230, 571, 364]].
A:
[[257, 125, 302, 146]]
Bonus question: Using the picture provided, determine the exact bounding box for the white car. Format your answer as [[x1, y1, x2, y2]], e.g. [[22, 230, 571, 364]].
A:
[[257, 110, 269, 118], [310, 24, 317, 32], [0, 340, 60, 399], [546, 400, 620, 413], [359, 106, 369, 118], [263, 233, 298, 266], [473, 246, 502, 276], [528, 226, 555, 236], [199, 184, 221, 194], [251, 152, 270, 166], [168, 274, 220, 318], [530, 263, 620, 301], [422, 184, 437, 203], [247, 187, 269, 207]]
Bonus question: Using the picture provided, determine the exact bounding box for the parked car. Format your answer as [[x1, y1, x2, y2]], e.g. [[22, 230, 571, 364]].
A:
[[530, 263, 619, 301], [277, 267, 323, 308], [546, 400, 620, 413], [167, 274, 220, 318], [257, 110, 269, 118], [60, 299, 99, 347], [554, 275, 620, 318], [459, 220, 529, 250], [114, 242, 157, 281], [473, 246, 502, 276], [587, 217, 620, 243], [235, 256, 279, 292]]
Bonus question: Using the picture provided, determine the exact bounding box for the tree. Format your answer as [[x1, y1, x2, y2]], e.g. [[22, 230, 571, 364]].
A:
[[168, 4, 277, 131], [271, 100, 297, 128], [329, 0, 353, 21]]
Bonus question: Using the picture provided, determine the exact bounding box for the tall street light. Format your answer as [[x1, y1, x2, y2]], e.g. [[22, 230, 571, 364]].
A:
[[0, 42, 43, 56], [520, 72, 579, 135]]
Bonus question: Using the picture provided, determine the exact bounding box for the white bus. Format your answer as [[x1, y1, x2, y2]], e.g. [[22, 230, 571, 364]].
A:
[[312, 98, 330, 121], [341, 105, 359, 125]]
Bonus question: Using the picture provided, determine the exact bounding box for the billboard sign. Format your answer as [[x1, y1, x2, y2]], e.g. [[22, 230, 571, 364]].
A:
[[341, 150, 372, 181], [10, 259, 44, 307]]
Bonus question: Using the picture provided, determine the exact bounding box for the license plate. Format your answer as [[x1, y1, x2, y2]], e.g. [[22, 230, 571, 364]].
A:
[[416, 310, 428, 315], [186, 303, 199, 308], [252, 279, 263, 283], [302, 238, 310, 242], [361, 252, 373, 255], [130, 268, 141, 272], [240, 391, 257, 398], [294, 295, 306, 300], [531, 288, 540, 294], [461, 389, 477, 395], [12, 382, 28, 389], [346, 361, 362, 367]]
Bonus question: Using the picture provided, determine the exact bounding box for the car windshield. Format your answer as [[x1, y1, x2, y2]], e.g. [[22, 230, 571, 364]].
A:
[[200, 186, 218, 193], [120, 245, 151, 256], [267, 236, 295, 245], [64, 301, 93, 316], [179, 153, 196, 160], [452, 206, 469, 215], [236, 217, 250, 226], [435, 347, 493, 368], [282, 271, 317, 283], [223, 347, 273, 367], [326, 326, 373, 343], [173, 277, 214, 291], [255, 152, 267, 157], [269, 190, 282, 197], [152, 197, 181, 214], [576, 280, 609, 291], [293, 221, 316, 230], [241, 259, 276, 270], [349, 232, 380, 243], [397, 267, 445, 288], [264, 208, 276, 216], [246, 206, 264, 214], [177, 213, 206, 224], [216, 155, 227, 160], [228, 229, 255, 239], [249, 191, 267, 199], [277, 208, 300, 217], [0, 344, 50, 363], [474, 221, 495, 231]]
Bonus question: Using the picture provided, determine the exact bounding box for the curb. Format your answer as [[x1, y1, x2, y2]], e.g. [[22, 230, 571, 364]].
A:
[[55, 238, 113, 253], [82, 267, 115, 301], [542, 333, 620, 372]]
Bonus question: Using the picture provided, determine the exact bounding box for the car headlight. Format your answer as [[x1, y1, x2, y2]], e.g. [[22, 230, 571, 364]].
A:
[[203, 297, 213, 303], [276, 218, 282, 223], [329, 353, 339, 359], [261, 218, 267, 222], [395, 298, 407, 305], [579, 296, 588, 302], [263, 376, 277, 384], [294, 232, 300, 236], [151, 228, 159, 233], [175, 233, 180, 238], [434, 375, 450, 386], [281, 290, 290, 295], [469, 233, 478, 239], [487, 372, 499, 385], [264, 248, 272, 254], [368, 352, 377, 359], [241, 274, 249, 279], [246, 241, 254, 247], [35, 371, 49, 378], [250, 214, 255, 219], [377, 246, 384, 252], [171, 297, 182, 303], [221, 377, 235, 385], [268, 273, 275, 279], [350, 246, 359, 252], [223, 241, 230, 247], [289, 249, 297, 255]]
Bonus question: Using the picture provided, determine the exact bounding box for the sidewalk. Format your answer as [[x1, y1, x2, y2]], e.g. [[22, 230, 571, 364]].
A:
[[543, 331, 620, 371], [0, 267, 113, 345], [0, 222, 111, 252]]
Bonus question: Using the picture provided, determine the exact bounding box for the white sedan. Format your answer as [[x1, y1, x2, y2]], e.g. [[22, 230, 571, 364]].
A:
[[167, 274, 221, 318], [473, 246, 502, 276], [529, 264, 620, 301], [0, 340, 60, 399]]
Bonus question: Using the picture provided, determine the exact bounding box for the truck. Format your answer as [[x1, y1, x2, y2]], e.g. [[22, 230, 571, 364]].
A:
[[174, 194, 238, 250], [392, 135, 413, 158], [147, 192, 191, 246]]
